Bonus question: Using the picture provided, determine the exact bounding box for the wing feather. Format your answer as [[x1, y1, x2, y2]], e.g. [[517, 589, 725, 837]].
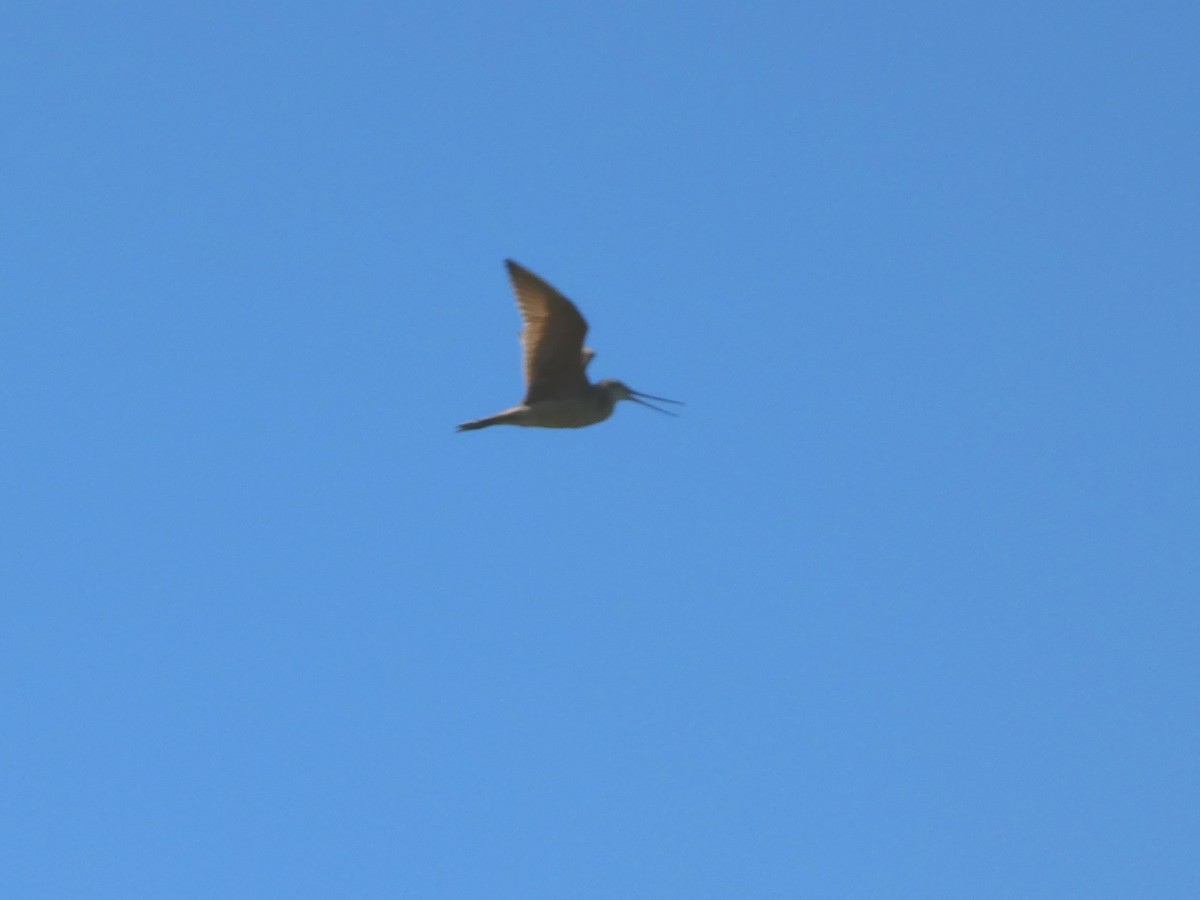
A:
[[505, 260, 593, 404]]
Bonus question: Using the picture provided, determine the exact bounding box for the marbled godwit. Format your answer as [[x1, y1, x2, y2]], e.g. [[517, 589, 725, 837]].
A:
[[458, 260, 681, 431]]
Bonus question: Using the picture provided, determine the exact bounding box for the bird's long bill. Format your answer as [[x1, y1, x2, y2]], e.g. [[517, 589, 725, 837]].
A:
[[630, 389, 684, 417]]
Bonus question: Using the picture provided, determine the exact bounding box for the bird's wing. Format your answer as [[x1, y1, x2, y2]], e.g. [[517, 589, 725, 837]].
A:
[[505, 260, 593, 404]]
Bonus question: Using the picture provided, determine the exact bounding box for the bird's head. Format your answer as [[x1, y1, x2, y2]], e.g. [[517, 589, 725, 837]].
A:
[[597, 379, 683, 416]]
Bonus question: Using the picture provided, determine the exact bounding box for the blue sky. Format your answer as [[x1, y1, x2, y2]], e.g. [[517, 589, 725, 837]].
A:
[[3, 1, 1198, 896]]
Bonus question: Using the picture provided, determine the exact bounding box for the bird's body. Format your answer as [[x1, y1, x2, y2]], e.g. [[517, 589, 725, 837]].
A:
[[457, 261, 680, 432], [458, 379, 622, 430]]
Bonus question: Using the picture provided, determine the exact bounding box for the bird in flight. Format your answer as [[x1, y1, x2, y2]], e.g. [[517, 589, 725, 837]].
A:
[[458, 260, 682, 431]]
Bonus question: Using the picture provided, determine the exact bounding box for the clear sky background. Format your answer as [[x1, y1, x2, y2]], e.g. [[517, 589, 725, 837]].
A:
[[4, 2, 1198, 897]]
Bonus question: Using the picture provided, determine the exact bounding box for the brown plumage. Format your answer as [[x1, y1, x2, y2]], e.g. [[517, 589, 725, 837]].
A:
[[506, 261, 594, 405], [457, 260, 681, 432]]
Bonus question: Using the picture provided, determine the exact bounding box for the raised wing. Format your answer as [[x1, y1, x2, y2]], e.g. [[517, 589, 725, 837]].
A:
[[505, 260, 594, 404]]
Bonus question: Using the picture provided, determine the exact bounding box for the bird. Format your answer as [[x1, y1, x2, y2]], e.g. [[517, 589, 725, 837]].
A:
[[457, 260, 682, 431]]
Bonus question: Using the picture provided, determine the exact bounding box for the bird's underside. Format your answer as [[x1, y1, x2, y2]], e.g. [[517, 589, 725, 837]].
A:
[[456, 396, 614, 431]]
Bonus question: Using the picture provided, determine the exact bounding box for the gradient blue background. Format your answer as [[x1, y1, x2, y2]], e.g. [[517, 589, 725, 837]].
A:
[[4, 2, 1198, 897]]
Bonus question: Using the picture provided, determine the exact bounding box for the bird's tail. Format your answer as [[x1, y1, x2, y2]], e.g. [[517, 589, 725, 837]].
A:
[[456, 414, 507, 432], [457, 406, 526, 432]]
